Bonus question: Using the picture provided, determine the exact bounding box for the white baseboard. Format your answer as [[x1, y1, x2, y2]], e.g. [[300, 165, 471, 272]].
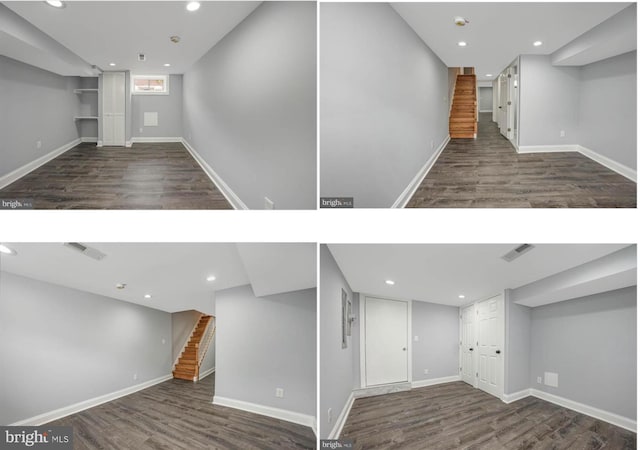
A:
[[213, 395, 315, 430], [328, 392, 354, 439], [80, 137, 98, 143], [199, 367, 215, 379], [131, 137, 183, 143], [392, 135, 451, 208], [9, 374, 173, 426], [411, 375, 461, 389], [181, 138, 247, 210], [97, 140, 103, 147], [0, 138, 81, 189], [479, 110, 493, 113], [517, 144, 579, 154], [353, 382, 412, 398], [578, 145, 636, 182], [502, 389, 531, 404], [125, 140, 132, 148]]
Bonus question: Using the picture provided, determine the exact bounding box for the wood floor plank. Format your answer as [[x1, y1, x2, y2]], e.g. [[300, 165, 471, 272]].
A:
[[45, 374, 315, 449], [0, 142, 232, 209], [341, 382, 636, 449], [407, 113, 636, 208]]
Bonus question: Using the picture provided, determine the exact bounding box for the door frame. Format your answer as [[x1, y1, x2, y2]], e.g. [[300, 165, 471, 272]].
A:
[[359, 294, 412, 389]]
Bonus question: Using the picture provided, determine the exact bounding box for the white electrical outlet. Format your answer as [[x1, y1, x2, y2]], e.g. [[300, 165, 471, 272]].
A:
[[537, 376, 542, 384], [133, 373, 138, 381], [560, 130, 565, 137], [36, 140, 42, 149], [275, 388, 284, 398], [265, 197, 274, 210], [327, 408, 333, 423], [424, 369, 429, 374]]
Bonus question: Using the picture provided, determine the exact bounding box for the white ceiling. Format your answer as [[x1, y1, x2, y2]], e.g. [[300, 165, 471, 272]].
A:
[[391, 3, 631, 81], [0, 242, 315, 313], [327, 244, 632, 307], [3, 1, 261, 75]]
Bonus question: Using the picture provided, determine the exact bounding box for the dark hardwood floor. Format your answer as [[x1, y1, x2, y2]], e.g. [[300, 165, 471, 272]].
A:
[[341, 382, 636, 449], [407, 113, 636, 208], [47, 374, 316, 449], [0, 142, 232, 209]]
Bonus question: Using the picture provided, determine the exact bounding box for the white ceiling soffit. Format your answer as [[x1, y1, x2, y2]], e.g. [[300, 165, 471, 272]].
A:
[[236, 243, 317, 297], [327, 244, 631, 307], [3, 1, 261, 75], [391, 3, 631, 81], [0, 243, 251, 313]]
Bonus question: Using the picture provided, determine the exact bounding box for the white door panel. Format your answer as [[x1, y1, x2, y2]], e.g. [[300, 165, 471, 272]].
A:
[[461, 305, 475, 386], [477, 294, 504, 398], [102, 72, 126, 146]]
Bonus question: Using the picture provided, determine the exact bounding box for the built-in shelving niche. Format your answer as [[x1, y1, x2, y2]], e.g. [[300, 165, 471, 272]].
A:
[[74, 77, 99, 142]]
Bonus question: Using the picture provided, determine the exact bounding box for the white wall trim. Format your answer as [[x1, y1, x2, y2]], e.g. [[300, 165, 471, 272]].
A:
[[328, 392, 354, 439], [125, 140, 133, 148], [502, 389, 531, 404], [578, 145, 637, 182], [131, 137, 182, 143], [530, 389, 636, 433], [181, 138, 247, 210], [80, 137, 98, 143], [0, 138, 81, 190], [97, 140, 104, 147], [353, 382, 412, 399], [392, 136, 450, 208], [199, 367, 215, 379], [411, 375, 461, 389], [9, 374, 173, 426], [479, 109, 493, 113], [517, 144, 580, 154], [212, 396, 315, 429]]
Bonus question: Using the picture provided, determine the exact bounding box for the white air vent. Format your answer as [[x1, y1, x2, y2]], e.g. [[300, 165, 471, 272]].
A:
[[501, 244, 534, 262], [63, 242, 106, 261], [138, 53, 146, 61]]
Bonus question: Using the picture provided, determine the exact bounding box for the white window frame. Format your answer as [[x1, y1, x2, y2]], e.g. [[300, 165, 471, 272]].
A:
[[131, 74, 170, 95]]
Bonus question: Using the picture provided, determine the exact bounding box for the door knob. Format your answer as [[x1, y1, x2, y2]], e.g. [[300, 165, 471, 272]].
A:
[[469, 348, 474, 351], [496, 350, 501, 354], [402, 347, 406, 351]]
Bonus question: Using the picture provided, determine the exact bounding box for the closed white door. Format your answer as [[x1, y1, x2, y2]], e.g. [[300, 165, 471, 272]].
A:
[[499, 73, 508, 139], [477, 294, 504, 398], [364, 297, 408, 386], [102, 72, 126, 146], [461, 304, 475, 386]]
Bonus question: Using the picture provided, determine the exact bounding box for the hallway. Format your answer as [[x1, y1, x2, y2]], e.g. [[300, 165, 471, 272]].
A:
[[407, 113, 636, 208]]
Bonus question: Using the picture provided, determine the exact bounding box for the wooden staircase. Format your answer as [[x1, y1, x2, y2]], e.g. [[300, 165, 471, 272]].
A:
[[173, 314, 214, 381], [449, 74, 477, 139]]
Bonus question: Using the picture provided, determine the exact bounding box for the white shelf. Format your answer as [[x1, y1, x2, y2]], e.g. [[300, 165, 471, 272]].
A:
[[74, 89, 99, 93], [74, 116, 99, 120]]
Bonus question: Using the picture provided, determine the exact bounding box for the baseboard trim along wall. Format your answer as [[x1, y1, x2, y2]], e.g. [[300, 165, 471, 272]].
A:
[[393, 135, 451, 208], [199, 367, 216, 379], [181, 138, 248, 210], [0, 138, 81, 190], [131, 137, 183, 143], [517, 144, 637, 182], [353, 382, 412, 398], [328, 392, 355, 439], [80, 137, 98, 143], [411, 375, 461, 389], [9, 374, 173, 426], [502, 389, 531, 404], [212, 396, 316, 430]]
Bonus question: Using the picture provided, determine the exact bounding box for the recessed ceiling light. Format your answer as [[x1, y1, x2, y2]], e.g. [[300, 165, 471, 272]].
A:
[[458, 41, 467, 47], [385, 280, 395, 285], [144, 294, 152, 299], [533, 41, 543, 47], [485, 74, 493, 77], [0, 244, 17, 256], [45, 0, 65, 8], [458, 294, 465, 299], [109, 63, 116, 67], [186, 1, 200, 11], [206, 275, 216, 282], [164, 63, 171, 67]]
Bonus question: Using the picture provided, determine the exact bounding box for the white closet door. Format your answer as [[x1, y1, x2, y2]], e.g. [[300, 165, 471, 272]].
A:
[[477, 294, 504, 398], [461, 304, 476, 386], [102, 72, 126, 146]]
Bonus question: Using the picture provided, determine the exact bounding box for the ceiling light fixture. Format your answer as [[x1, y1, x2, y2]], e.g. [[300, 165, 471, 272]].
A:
[[385, 280, 395, 285], [144, 294, 152, 299], [458, 294, 465, 299], [0, 244, 17, 256], [206, 275, 216, 282], [45, 0, 65, 8], [164, 63, 171, 67], [485, 74, 493, 77], [533, 41, 543, 47], [116, 283, 126, 290], [186, 1, 200, 12], [458, 41, 467, 47], [109, 63, 116, 66], [454, 16, 469, 27]]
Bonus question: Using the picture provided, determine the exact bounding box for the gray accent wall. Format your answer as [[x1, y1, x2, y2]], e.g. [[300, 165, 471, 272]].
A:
[[0, 271, 172, 425], [530, 286, 636, 420], [478, 86, 493, 112], [519, 55, 580, 147], [412, 300, 459, 382], [183, 2, 316, 209], [578, 51, 636, 170], [504, 289, 531, 394], [0, 55, 81, 179], [214, 285, 316, 417], [132, 75, 183, 138], [320, 245, 355, 438], [320, 3, 449, 208]]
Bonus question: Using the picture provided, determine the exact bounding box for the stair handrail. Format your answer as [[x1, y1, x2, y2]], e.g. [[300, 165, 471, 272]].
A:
[[198, 317, 216, 371]]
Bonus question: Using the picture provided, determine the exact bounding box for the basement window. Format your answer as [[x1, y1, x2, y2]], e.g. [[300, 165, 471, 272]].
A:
[[132, 75, 169, 95]]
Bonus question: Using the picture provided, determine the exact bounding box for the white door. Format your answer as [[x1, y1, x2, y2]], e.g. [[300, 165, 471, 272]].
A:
[[498, 73, 509, 139], [477, 294, 504, 398], [460, 305, 475, 386], [102, 72, 126, 146], [364, 297, 408, 386], [508, 63, 519, 148]]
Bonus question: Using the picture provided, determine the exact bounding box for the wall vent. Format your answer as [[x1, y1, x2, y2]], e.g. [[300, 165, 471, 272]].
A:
[[501, 244, 534, 262], [63, 242, 106, 261]]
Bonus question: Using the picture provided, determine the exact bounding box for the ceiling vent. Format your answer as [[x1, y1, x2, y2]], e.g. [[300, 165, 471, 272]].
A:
[[63, 242, 106, 261], [501, 244, 535, 262], [138, 53, 146, 61]]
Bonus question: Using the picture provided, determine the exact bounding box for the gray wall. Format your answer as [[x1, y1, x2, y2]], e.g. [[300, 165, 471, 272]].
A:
[[78, 77, 98, 139], [214, 285, 316, 417], [412, 300, 459, 382], [0, 55, 80, 179], [504, 289, 531, 394], [320, 3, 449, 208], [171, 309, 202, 362], [579, 51, 636, 170], [478, 86, 493, 112], [183, 2, 316, 209], [519, 55, 580, 147], [132, 74, 183, 138], [320, 245, 355, 438], [530, 286, 636, 420], [0, 271, 172, 425]]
